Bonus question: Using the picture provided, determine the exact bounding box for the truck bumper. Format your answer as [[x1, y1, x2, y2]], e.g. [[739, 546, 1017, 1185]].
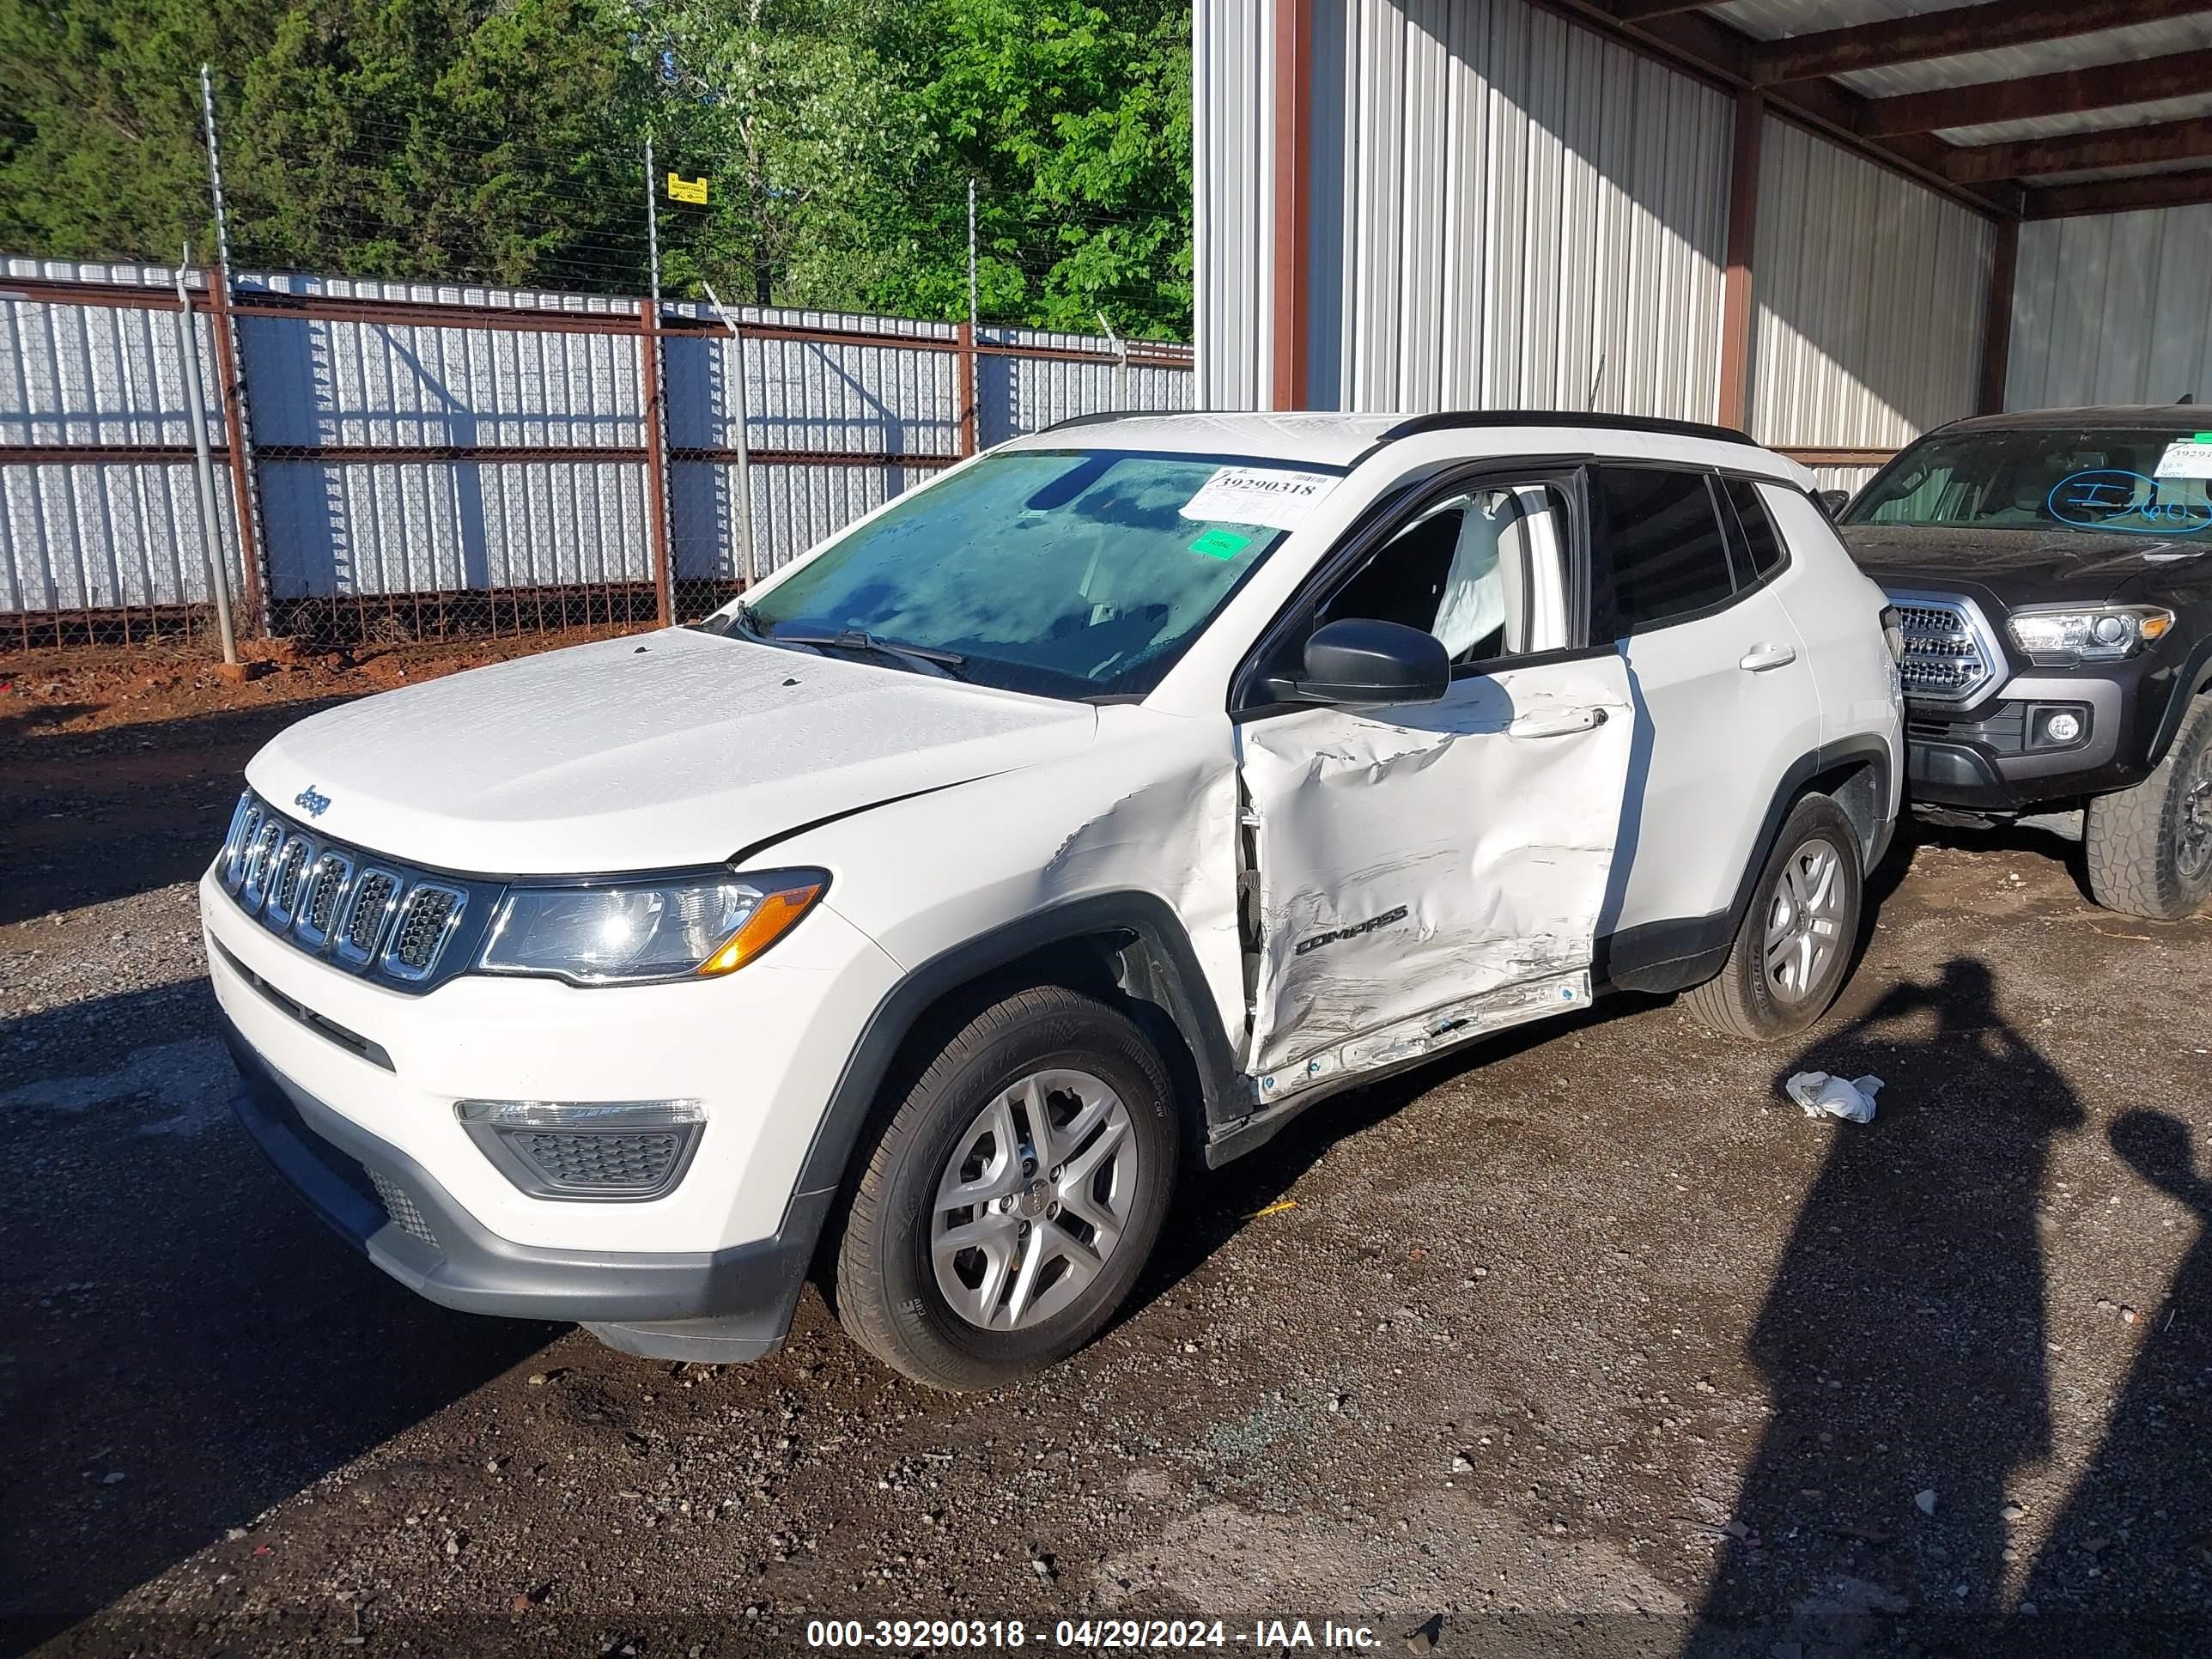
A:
[[220, 1008, 825, 1363], [1905, 675, 2135, 811]]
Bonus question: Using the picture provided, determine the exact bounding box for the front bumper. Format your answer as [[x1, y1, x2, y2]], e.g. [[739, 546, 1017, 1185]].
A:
[[1905, 676, 2130, 810], [220, 1008, 828, 1361]]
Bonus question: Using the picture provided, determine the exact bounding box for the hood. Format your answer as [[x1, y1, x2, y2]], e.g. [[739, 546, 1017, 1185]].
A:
[[246, 629, 1098, 875], [1838, 522, 2199, 605]]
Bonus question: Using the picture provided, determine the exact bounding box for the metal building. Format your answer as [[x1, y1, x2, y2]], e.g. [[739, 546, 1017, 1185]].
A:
[[1197, 0, 2212, 490]]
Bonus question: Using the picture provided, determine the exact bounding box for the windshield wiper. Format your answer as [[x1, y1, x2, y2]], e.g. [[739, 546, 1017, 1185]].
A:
[[767, 627, 969, 680]]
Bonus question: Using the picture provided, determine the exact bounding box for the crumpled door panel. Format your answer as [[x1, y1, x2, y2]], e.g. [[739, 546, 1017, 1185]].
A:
[[1239, 659, 1635, 1086]]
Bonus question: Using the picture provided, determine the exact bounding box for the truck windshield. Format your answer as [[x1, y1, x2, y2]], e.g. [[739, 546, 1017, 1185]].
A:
[[712, 448, 1330, 699], [1844, 426, 2212, 538]]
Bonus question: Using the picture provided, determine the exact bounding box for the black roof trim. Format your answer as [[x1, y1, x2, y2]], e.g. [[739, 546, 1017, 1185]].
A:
[[1037, 410, 1144, 434], [1378, 410, 1757, 448], [1932, 404, 2210, 434]]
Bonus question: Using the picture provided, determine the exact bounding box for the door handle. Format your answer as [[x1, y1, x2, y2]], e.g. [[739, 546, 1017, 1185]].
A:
[[1509, 706, 1609, 740], [1739, 642, 1798, 672]]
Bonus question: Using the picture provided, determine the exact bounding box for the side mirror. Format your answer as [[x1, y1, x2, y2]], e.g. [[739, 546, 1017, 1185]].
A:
[[1814, 489, 1850, 519], [1291, 617, 1449, 707]]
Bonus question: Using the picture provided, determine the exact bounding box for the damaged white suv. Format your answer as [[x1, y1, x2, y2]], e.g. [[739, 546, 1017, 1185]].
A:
[[205, 411, 1902, 1389]]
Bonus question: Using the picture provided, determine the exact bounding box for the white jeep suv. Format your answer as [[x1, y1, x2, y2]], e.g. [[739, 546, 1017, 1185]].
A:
[[204, 411, 1903, 1389]]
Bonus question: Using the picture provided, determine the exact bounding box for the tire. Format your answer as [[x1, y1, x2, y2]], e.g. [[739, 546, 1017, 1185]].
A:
[[1684, 793, 1865, 1042], [2085, 694, 2212, 921], [833, 985, 1177, 1391]]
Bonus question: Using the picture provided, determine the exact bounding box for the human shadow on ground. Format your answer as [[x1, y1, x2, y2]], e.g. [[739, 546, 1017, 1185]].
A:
[[1680, 958, 2086, 1658], [1995, 1109, 2212, 1657]]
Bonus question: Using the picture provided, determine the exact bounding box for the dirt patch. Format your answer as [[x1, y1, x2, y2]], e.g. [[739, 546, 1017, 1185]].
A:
[[0, 629, 638, 927], [0, 627, 641, 744], [2, 675, 2208, 1659]]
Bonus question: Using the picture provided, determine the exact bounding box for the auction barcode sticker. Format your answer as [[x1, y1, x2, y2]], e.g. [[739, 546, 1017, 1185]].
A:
[[1178, 465, 1337, 531], [2154, 435, 2212, 478]]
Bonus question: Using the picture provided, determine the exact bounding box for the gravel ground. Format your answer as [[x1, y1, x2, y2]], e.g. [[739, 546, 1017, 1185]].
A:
[[3, 675, 2209, 1659]]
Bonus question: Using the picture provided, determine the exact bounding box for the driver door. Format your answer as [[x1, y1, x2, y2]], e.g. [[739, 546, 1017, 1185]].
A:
[[1237, 469, 1636, 1096]]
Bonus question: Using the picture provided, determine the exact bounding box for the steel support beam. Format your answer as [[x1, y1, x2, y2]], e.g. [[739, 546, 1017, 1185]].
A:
[[1863, 47, 2212, 138], [1527, 0, 2017, 218], [1270, 0, 1313, 412], [1717, 89, 1764, 435], [1948, 115, 2212, 184], [1607, 0, 1725, 20], [2024, 166, 2212, 219], [1978, 218, 2020, 416], [1757, 0, 2212, 86]]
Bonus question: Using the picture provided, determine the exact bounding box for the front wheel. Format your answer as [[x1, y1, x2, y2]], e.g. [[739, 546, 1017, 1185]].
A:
[[2085, 695, 2212, 921], [1684, 793, 1865, 1042], [833, 985, 1177, 1390]]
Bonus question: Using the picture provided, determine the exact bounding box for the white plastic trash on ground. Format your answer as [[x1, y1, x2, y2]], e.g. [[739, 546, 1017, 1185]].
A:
[[1786, 1071, 1883, 1124]]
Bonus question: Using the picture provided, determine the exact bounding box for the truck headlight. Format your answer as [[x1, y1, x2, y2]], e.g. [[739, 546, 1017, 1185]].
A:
[[2005, 605, 2172, 661], [478, 869, 827, 984]]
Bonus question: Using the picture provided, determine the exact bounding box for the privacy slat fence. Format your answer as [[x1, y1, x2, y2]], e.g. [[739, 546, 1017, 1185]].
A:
[[0, 258, 1197, 652]]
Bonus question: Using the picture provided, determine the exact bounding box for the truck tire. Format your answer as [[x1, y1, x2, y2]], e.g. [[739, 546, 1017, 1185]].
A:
[[1684, 793, 1864, 1042], [2085, 693, 2212, 921], [834, 985, 1177, 1390]]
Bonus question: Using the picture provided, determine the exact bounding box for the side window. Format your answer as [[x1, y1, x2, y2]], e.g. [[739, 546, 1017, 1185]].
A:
[[1593, 467, 1735, 636], [1723, 477, 1787, 580], [1320, 482, 1572, 666]]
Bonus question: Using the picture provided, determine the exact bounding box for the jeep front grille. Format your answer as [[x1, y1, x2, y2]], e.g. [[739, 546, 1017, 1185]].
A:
[[212, 792, 489, 993], [1887, 592, 1999, 704], [386, 884, 465, 981]]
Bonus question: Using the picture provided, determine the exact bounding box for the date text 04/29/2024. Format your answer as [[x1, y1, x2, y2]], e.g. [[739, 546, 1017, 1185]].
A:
[[804, 1619, 1388, 1650]]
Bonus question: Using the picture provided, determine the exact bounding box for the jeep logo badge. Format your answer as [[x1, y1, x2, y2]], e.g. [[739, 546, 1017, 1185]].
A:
[[294, 785, 332, 819]]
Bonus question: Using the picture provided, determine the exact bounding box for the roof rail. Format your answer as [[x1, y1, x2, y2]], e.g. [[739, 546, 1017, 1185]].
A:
[[1037, 410, 1145, 434], [1380, 410, 1757, 448]]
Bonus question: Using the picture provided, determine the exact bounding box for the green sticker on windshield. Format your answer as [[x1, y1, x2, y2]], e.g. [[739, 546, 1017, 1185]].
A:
[[1189, 527, 1253, 561]]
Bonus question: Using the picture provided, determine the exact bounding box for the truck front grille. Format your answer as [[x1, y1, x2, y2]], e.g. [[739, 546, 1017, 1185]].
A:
[[1887, 592, 1999, 704], [213, 792, 489, 993]]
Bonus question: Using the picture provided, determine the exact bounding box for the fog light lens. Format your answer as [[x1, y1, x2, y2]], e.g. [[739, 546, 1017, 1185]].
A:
[[456, 1099, 705, 1200], [2042, 711, 2082, 744], [455, 1098, 705, 1130]]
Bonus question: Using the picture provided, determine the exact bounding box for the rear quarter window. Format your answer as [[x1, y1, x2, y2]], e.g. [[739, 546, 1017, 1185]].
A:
[[1723, 477, 1788, 580], [1592, 467, 1735, 637]]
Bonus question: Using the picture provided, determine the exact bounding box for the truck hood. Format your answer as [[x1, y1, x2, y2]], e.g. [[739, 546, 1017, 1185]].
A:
[[1838, 523, 2197, 605], [246, 629, 1098, 875]]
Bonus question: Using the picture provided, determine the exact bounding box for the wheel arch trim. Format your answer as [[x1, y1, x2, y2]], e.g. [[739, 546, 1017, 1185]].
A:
[[784, 893, 1243, 1237], [2146, 633, 2212, 769]]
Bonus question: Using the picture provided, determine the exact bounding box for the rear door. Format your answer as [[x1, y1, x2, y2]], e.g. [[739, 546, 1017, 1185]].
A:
[[1236, 468, 1636, 1097], [1597, 466, 1824, 937]]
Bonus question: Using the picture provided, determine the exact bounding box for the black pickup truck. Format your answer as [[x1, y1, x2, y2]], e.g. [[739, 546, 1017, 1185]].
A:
[[1836, 407, 2212, 920]]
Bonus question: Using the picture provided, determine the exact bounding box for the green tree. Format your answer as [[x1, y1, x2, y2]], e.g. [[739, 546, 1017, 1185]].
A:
[[0, 0, 1194, 338], [0, 0, 279, 262], [230, 0, 652, 289]]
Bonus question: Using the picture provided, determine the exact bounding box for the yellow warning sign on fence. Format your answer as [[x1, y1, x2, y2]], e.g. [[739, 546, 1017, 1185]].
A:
[[666, 173, 708, 204]]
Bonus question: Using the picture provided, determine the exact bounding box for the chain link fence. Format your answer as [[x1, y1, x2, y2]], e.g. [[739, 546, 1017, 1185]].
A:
[[0, 258, 1194, 654]]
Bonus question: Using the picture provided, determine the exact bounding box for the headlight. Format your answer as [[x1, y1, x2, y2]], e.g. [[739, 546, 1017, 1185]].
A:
[[2005, 605, 2172, 662], [478, 868, 827, 984]]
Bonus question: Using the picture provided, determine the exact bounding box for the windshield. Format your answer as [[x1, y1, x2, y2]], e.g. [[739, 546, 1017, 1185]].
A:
[[715, 448, 1332, 698], [1844, 425, 2212, 538]]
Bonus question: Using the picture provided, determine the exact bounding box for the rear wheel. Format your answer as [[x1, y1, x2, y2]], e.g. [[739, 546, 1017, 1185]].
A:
[[2085, 695, 2212, 921], [833, 985, 1176, 1391], [1685, 793, 1864, 1042]]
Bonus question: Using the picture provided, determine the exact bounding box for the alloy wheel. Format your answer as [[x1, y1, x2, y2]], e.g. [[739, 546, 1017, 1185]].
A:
[[1764, 836, 1846, 1005], [929, 1069, 1138, 1331]]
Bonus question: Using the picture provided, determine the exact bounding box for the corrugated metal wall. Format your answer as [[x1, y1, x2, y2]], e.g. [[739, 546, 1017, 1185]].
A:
[[1194, 0, 1996, 459], [1747, 119, 1992, 450], [1311, 0, 1730, 420], [0, 269, 242, 611], [2008, 204, 2212, 410], [2, 258, 1194, 623], [1194, 0, 1276, 412]]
